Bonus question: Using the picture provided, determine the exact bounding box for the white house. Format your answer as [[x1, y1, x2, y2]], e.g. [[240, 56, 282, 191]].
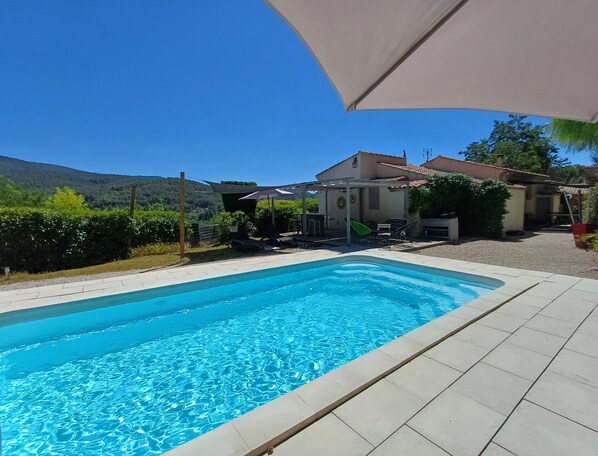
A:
[[316, 151, 532, 235], [316, 151, 412, 233]]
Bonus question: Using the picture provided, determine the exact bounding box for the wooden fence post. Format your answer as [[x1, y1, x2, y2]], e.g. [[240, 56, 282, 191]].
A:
[[127, 184, 136, 250], [180, 172, 186, 259]]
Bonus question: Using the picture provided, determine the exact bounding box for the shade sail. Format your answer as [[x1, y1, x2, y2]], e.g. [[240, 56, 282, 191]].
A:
[[265, 0, 598, 121]]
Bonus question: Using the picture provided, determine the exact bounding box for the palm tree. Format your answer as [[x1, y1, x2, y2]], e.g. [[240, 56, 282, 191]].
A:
[[549, 119, 598, 162]]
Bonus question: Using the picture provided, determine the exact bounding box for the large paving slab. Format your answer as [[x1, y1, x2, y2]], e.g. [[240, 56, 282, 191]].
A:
[[493, 400, 598, 456]]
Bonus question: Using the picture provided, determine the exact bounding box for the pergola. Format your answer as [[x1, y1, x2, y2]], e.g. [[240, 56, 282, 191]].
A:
[[206, 178, 401, 246]]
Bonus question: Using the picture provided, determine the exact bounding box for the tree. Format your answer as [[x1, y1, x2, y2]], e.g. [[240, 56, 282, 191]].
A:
[[461, 140, 492, 164], [0, 175, 46, 207], [460, 115, 567, 174], [45, 187, 88, 215], [493, 141, 542, 174], [143, 199, 170, 211], [548, 164, 585, 184], [549, 119, 598, 163]]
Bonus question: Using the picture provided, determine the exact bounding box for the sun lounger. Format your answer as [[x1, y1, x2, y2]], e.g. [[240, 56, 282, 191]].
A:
[[259, 224, 299, 248], [385, 218, 418, 243]]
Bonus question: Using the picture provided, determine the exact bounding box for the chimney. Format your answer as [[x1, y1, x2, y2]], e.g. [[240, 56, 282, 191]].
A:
[[495, 154, 505, 167]]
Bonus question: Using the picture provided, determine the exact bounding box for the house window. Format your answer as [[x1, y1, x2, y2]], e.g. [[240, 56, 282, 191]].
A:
[[352, 156, 358, 168], [369, 187, 380, 210]]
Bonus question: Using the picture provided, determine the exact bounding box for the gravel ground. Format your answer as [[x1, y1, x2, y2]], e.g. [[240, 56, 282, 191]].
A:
[[416, 231, 598, 279]]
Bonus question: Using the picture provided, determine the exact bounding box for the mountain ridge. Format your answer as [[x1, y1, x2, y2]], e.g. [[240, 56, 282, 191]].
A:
[[0, 155, 222, 218]]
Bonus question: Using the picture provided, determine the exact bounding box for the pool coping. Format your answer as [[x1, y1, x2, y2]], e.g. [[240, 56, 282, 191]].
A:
[[0, 249, 549, 455]]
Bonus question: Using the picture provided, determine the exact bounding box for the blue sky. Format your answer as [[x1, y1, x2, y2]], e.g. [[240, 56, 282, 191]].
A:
[[0, 1, 593, 185]]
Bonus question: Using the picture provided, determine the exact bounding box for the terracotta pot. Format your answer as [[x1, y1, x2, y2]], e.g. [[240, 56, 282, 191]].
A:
[[571, 223, 598, 248]]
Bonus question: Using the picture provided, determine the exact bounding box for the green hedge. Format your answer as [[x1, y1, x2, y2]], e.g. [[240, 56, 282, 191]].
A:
[[254, 206, 299, 233], [410, 174, 510, 238], [0, 208, 186, 273], [213, 211, 256, 244]]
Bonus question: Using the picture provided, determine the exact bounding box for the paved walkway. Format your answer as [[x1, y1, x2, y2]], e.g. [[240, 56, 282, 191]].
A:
[[273, 274, 598, 456], [417, 231, 598, 279]]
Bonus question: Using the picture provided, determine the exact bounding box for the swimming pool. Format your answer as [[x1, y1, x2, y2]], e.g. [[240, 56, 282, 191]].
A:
[[0, 256, 500, 455]]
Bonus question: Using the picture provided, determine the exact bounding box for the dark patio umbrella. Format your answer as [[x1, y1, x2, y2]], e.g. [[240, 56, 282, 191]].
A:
[[240, 188, 294, 225]]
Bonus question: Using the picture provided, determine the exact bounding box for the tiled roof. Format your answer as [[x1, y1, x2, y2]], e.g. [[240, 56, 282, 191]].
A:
[[379, 162, 444, 176], [424, 155, 550, 178], [383, 179, 429, 189], [560, 185, 590, 195], [379, 176, 408, 181], [358, 150, 407, 160], [379, 173, 526, 190], [406, 179, 428, 188]]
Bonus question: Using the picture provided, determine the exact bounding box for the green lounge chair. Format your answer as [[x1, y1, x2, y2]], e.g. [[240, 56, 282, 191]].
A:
[[350, 220, 373, 236]]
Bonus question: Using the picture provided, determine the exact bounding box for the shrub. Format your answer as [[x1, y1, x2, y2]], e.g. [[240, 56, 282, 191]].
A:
[[409, 174, 510, 238], [408, 186, 430, 215], [45, 187, 88, 215], [473, 180, 511, 238], [213, 211, 256, 244], [0, 209, 82, 272], [133, 210, 181, 246], [257, 199, 295, 209], [423, 174, 477, 235], [577, 231, 598, 251], [295, 197, 319, 213], [82, 211, 132, 266], [584, 184, 598, 224], [0, 208, 188, 273], [254, 205, 298, 233]]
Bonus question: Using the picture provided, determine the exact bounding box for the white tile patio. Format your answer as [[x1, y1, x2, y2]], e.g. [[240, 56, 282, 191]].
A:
[[1, 247, 597, 456]]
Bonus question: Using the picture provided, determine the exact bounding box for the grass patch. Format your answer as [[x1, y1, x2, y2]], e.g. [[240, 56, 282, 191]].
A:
[[0, 254, 184, 286], [130, 243, 180, 257], [0, 245, 264, 287]]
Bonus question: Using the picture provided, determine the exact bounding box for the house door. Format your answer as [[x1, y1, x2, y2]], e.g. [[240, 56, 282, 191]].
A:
[[535, 196, 551, 222]]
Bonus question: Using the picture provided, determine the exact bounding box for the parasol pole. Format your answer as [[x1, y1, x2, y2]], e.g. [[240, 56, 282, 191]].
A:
[[270, 195, 275, 225]]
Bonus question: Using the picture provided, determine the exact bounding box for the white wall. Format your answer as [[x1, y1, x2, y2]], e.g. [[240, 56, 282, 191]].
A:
[[320, 189, 361, 231], [363, 187, 406, 223], [504, 187, 525, 232], [317, 152, 407, 181], [318, 156, 361, 180], [319, 187, 407, 230]]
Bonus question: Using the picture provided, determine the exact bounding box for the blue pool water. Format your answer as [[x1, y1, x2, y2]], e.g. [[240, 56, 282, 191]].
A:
[[0, 257, 499, 455]]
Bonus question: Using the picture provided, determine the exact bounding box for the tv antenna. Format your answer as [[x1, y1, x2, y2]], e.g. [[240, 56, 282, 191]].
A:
[[423, 148, 433, 162]]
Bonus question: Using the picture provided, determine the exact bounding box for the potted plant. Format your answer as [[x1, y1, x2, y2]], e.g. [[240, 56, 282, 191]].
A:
[[572, 184, 598, 248]]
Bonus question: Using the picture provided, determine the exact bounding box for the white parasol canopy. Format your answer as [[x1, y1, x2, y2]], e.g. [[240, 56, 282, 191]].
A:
[[240, 188, 294, 225], [265, 0, 598, 122]]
